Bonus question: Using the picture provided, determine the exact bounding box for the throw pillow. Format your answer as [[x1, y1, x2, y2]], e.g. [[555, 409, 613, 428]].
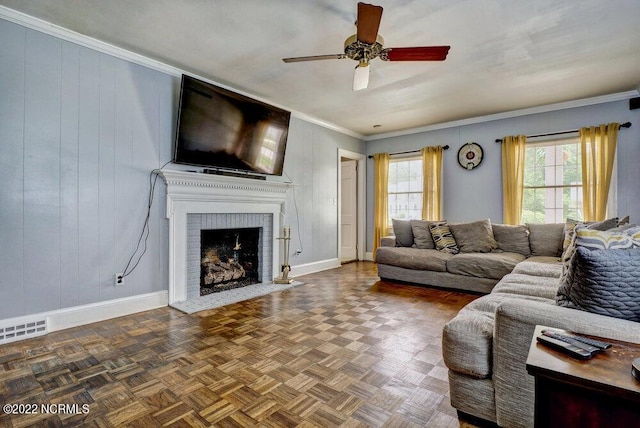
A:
[[561, 225, 640, 277], [491, 224, 531, 256], [608, 223, 638, 232], [449, 219, 497, 253], [410, 220, 438, 249], [429, 222, 459, 254], [392, 219, 414, 247], [565, 217, 619, 231], [526, 223, 565, 257], [562, 217, 620, 255], [575, 226, 640, 250], [556, 247, 640, 322]]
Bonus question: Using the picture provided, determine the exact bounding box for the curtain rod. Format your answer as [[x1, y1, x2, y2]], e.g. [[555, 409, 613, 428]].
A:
[[494, 122, 632, 143], [367, 145, 449, 159]]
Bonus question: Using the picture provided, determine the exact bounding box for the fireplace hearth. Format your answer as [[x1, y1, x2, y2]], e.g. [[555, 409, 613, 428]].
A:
[[200, 228, 260, 295]]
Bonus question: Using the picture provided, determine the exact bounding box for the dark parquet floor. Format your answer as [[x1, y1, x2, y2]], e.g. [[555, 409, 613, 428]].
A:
[[0, 262, 481, 427]]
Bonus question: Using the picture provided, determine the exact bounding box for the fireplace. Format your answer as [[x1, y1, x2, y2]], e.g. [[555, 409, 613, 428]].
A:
[[200, 227, 261, 294], [159, 170, 290, 304], [187, 212, 273, 299]]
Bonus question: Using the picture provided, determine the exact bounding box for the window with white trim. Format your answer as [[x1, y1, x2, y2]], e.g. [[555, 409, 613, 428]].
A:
[[522, 136, 617, 223], [387, 156, 422, 225], [522, 137, 582, 223]]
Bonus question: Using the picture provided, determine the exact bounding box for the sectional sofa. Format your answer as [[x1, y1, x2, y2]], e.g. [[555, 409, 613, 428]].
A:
[[375, 219, 562, 293], [375, 218, 640, 427]]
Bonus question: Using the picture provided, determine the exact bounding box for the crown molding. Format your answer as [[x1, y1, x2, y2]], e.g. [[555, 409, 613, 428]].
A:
[[0, 5, 364, 140], [0, 5, 182, 76], [364, 90, 639, 141]]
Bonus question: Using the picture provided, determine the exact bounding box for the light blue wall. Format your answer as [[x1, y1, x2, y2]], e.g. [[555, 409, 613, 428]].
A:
[[0, 20, 175, 319], [284, 120, 363, 265], [366, 101, 640, 251], [0, 19, 364, 320]]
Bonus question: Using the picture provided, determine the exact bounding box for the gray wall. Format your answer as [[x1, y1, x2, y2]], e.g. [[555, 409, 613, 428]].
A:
[[366, 101, 640, 251], [284, 118, 363, 265], [0, 18, 364, 320]]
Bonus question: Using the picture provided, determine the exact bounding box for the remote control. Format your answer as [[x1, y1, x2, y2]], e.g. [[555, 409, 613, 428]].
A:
[[536, 335, 595, 360], [541, 329, 612, 350], [540, 331, 602, 354]]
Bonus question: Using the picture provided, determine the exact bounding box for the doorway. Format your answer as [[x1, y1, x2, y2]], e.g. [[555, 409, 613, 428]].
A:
[[338, 149, 366, 263]]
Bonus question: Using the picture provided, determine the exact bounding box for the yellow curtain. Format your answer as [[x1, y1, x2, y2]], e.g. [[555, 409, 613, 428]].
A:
[[580, 123, 619, 221], [501, 135, 527, 225], [373, 152, 389, 256], [421, 146, 443, 220]]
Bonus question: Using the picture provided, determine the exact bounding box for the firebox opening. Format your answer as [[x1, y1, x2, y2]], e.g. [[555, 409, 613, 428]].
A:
[[200, 227, 261, 295]]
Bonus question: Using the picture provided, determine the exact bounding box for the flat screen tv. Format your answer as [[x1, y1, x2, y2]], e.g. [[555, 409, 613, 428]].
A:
[[174, 74, 290, 176]]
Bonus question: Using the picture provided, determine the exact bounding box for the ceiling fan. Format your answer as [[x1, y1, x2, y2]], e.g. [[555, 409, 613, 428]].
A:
[[282, 2, 450, 91]]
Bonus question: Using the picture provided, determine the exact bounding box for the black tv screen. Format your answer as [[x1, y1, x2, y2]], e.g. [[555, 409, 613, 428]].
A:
[[174, 75, 290, 176]]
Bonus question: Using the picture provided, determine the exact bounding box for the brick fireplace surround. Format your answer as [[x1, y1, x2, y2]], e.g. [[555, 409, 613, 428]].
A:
[[159, 170, 290, 304]]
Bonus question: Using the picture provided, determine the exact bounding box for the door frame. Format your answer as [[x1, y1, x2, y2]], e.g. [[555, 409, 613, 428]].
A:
[[337, 149, 366, 262]]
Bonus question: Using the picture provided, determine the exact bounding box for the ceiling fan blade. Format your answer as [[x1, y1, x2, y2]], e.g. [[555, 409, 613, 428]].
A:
[[383, 46, 451, 61], [356, 2, 383, 44], [282, 54, 345, 63], [353, 63, 370, 91]]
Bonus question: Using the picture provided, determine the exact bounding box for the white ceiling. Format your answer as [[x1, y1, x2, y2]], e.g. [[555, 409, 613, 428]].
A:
[[2, 0, 640, 137]]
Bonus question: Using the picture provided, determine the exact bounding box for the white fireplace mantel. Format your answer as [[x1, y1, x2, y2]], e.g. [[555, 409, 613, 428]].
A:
[[159, 170, 290, 304]]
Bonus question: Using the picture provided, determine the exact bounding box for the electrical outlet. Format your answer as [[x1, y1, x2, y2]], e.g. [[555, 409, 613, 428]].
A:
[[294, 249, 302, 257], [115, 273, 124, 287]]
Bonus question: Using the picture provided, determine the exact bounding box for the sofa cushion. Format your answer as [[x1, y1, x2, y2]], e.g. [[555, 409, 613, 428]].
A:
[[557, 247, 640, 321], [524, 256, 562, 265], [410, 220, 437, 249], [392, 219, 414, 247], [374, 247, 451, 272], [526, 223, 564, 257], [492, 224, 530, 257], [491, 273, 561, 300], [446, 252, 525, 280], [429, 222, 459, 254], [449, 219, 497, 253], [511, 259, 562, 277]]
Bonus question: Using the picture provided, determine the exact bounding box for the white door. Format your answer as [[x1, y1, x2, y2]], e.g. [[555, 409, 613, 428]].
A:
[[341, 159, 357, 262]]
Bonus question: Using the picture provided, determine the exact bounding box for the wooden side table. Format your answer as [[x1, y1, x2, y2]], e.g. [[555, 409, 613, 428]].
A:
[[526, 325, 640, 428]]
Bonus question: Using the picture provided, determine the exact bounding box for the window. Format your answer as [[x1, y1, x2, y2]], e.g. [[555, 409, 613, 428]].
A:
[[387, 157, 422, 225], [522, 137, 583, 223]]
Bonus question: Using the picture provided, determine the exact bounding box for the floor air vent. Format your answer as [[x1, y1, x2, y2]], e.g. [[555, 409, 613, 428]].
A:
[[0, 319, 47, 344]]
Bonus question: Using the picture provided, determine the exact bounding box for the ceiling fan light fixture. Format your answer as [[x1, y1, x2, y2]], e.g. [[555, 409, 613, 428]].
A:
[[353, 60, 370, 91], [282, 3, 450, 90]]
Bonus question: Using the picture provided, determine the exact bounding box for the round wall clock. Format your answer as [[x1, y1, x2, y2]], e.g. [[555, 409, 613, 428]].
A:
[[457, 142, 484, 170]]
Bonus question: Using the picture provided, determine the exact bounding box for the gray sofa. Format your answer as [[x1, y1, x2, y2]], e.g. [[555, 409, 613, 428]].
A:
[[443, 259, 640, 427], [375, 219, 562, 294], [376, 218, 640, 427]]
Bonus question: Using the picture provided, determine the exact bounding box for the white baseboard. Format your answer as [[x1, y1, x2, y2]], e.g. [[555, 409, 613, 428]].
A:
[[365, 252, 374, 261], [0, 291, 169, 338], [290, 258, 341, 277], [48, 291, 168, 332]]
